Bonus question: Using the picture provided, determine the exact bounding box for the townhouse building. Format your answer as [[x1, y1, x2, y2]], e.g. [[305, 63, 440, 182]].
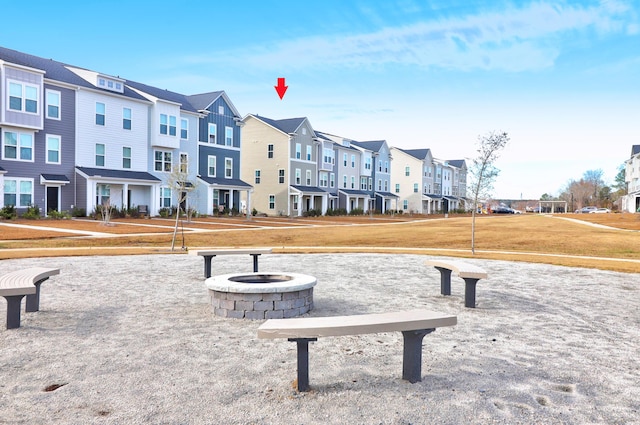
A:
[[314, 132, 338, 211], [1, 46, 250, 217], [187, 91, 250, 215], [241, 114, 326, 216], [390, 147, 427, 213], [351, 140, 397, 213], [623, 144, 640, 212], [316, 132, 371, 213]]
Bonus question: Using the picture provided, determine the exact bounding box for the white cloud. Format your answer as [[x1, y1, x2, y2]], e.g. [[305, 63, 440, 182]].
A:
[[181, 1, 633, 73]]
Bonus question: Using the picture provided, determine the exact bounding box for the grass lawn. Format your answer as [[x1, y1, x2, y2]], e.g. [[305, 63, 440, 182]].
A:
[[1, 213, 639, 273]]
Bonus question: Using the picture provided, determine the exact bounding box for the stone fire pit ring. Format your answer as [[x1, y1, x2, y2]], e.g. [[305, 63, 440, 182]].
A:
[[205, 272, 317, 320]]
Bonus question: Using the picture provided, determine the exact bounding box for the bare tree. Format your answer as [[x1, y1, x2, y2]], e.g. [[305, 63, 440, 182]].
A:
[[469, 131, 510, 254], [165, 160, 198, 251]]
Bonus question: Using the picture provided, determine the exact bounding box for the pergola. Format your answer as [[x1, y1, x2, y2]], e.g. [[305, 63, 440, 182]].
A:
[[538, 200, 568, 213]]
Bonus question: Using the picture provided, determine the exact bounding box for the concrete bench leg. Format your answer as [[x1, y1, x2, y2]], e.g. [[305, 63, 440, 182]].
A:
[[463, 278, 480, 308], [25, 278, 49, 313], [203, 255, 216, 278], [401, 329, 435, 383], [3, 295, 27, 329], [433, 267, 452, 296], [251, 254, 261, 272], [288, 338, 317, 392]]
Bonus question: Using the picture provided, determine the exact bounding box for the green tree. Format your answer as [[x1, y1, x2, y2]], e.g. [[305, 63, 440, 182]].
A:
[[469, 131, 510, 254]]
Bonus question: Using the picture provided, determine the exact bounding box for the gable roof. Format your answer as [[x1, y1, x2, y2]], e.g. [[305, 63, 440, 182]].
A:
[[0, 46, 147, 102], [125, 80, 199, 113], [447, 159, 466, 168], [250, 115, 307, 135], [187, 91, 241, 117], [351, 140, 386, 152], [632, 145, 640, 157], [399, 148, 431, 160]]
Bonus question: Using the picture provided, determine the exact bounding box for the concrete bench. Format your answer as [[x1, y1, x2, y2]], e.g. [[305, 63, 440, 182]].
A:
[[189, 248, 273, 278], [425, 259, 488, 308], [0, 267, 60, 329], [258, 309, 457, 391]]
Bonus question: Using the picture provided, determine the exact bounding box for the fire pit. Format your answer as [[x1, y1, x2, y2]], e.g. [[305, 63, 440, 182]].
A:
[[205, 272, 317, 320]]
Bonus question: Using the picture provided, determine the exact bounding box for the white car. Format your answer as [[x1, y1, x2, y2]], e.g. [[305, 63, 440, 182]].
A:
[[591, 208, 611, 213]]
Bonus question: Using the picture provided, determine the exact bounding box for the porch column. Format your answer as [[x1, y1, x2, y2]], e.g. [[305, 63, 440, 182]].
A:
[[246, 189, 252, 221], [229, 190, 235, 213]]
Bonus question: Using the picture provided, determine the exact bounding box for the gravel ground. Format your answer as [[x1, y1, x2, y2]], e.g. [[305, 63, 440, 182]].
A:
[[1, 253, 639, 424]]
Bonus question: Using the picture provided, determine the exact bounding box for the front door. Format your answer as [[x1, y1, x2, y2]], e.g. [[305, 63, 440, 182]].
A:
[[46, 186, 59, 213]]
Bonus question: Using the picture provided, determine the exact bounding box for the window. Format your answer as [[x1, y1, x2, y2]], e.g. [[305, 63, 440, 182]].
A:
[[95, 143, 105, 167], [384, 180, 388, 191], [278, 169, 285, 184], [9, 81, 38, 113], [360, 177, 367, 190], [302, 128, 307, 135], [96, 102, 105, 125], [351, 176, 355, 189], [414, 183, 419, 193], [269, 195, 275, 210], [154, 150, 172, 172], [351, 155, 355, 167], [3, 131, 33, 161], [46, 135, 61, 164], [208, 123, 216, 142], [395, 183, 400, 193], [405, 166, 410, 176], [368, 178, 372, 191], [123, 147, 131, 169], [208, 156, 216, 177], [377, 179, 382, 191], [169, 116, 177, 136], [180, 153, 188, 173], [343, 153, 347, 166], [365, 158, 371, 170], [343, 175, 347, 188], [306, 146, 312, 161], [160, 187, 172, 208], [330, 173, 335, 188], [295, 169, 301, 185], [181, 119, 188, 139], [218, 105, 224, 115], [3, 179, 33, 207], [293, 195, 299, 210], [268, 144, 274, 158], [385, 161, 389, 173], [225, 158, 232, 178], [225, 127, 233, 146], [255, 170, 261, 184], [306, 170, 311, 186], [97, 184, 110, 206], [295, 143, 301, 159], [319, 172, 328, 187], [323, 148, 333, 164], [403, 200, 408, 210], [46, 90, 60, 119], [123, 108, 132, 130]]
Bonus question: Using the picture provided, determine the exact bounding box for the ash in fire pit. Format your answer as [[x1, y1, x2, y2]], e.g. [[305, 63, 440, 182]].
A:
[[205, 272, 316, 320]]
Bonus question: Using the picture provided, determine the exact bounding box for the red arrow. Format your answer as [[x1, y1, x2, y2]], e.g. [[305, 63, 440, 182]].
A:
[[275, 77, 288, 100]]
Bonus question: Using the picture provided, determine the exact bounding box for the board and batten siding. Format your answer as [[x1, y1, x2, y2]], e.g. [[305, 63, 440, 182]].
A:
[[75, 90, 149, 171]]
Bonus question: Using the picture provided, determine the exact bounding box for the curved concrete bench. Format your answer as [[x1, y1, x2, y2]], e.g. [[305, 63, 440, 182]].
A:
[[0, 267, 60, 329], [258, 309, 457, 391], [426, 259, 488, 308]]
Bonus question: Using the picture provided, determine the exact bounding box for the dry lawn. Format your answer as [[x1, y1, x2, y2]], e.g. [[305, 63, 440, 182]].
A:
[[1, 213, 639, 272]]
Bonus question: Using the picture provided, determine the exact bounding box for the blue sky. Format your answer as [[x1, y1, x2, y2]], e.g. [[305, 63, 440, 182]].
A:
[[3, 0, 639, 199]]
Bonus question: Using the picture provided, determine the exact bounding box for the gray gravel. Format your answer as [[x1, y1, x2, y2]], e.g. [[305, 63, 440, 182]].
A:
[[1, 253, 639, 424]]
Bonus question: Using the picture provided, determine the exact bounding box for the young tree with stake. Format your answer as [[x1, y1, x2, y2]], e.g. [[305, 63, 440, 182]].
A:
[[469, 131, 510, 254]]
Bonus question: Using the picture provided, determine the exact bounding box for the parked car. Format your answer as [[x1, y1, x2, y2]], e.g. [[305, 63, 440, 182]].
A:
[[576, 206, 598, 213], [591, 208, 611, 213], [493, 206, 515, 214]]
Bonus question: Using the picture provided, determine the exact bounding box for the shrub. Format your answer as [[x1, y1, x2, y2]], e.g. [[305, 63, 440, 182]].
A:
[[71, 207, 86, 217], [158, 207, 176, 218], [0, 205, 17, 220], [252, 208, 258, 217], [22, 204, 41, 219], [48, 210, 71, 219], [349, 208, 364, 216]]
